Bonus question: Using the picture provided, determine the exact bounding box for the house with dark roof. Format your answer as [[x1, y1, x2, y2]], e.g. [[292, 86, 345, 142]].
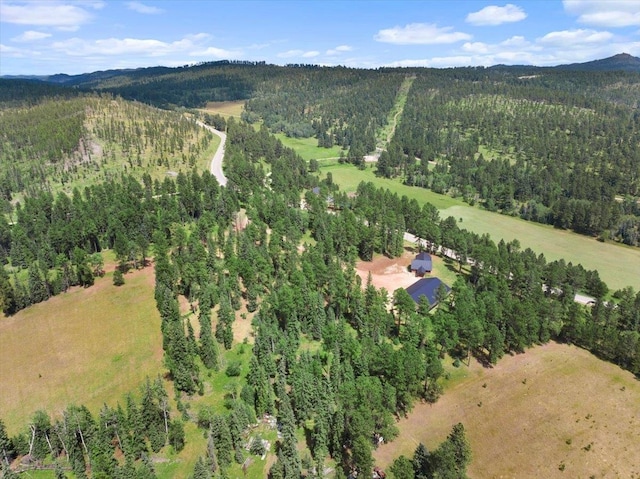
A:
[[410, 252, 432, 276], [405, 278, 450, 309]]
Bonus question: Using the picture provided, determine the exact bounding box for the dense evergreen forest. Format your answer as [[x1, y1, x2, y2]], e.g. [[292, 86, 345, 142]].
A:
[[381, 69, 640, 245], [1, 63, 640, 478]]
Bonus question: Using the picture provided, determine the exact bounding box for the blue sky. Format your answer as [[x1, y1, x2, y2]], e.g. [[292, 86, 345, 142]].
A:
[[1, 0, 639, 75]]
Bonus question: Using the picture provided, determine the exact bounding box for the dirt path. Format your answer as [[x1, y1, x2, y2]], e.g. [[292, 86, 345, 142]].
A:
[[371, 75, 416, 157], [196, 121, 227, 186]]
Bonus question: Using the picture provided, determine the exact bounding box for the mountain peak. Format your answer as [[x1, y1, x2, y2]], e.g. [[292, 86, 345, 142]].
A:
[[555, 53, 640, 72]]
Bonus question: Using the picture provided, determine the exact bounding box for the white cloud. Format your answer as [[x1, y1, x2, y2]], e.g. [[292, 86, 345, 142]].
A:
[[0, 43, 37, 57], [0, 1, 99, 29], [326, 44, 353, 55], [462, 42, 490, 54], [563, 0, 640, 27], [11, 30, 52, 42], [466, 4, 527, 26], [277, 49, 320, 58], [538, 29, 614, 46], [50, 33, 213, 57], [192, 46, 240, 58], [387, 56, 475, 68], [126, 1, 164, 15], [501, 35, 530, 47], [277, 49, 304, 58], [375, 23, 471, 45]]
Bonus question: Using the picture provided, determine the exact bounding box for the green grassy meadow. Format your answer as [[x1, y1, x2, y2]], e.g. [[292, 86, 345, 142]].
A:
[[275, 134, 345, 161], [320, 163, 640, 291], [322, 162, 462, 210], [441, 205, 640, 292]]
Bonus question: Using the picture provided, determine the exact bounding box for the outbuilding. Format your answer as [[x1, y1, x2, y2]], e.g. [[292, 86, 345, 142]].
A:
[[410, 252, 432, 275]]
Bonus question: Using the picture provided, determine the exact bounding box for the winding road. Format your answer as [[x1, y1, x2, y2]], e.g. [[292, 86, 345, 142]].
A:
[[196, 121, 227, 186]]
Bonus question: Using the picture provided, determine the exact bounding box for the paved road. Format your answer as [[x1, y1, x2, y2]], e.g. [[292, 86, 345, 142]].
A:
[[196, 121, 227, 186]]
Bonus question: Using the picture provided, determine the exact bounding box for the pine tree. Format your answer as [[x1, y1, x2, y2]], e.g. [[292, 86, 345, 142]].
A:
[[192, 456, 212, 479], [0, 419, 14, 466], [209, 415, 233, 469], [0, 269, 16, 316], [54, 462, 68, 479], [140, 378, 166, 452], [168, 419, 185, 452], [113, 269, 125, 286]]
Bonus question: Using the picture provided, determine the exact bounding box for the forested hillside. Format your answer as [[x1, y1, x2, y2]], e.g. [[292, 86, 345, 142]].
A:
[[5, 113, 640, 478], [379, 68, 640, 247], [0, 92, 215, 202], [56, 61, 640, 248]]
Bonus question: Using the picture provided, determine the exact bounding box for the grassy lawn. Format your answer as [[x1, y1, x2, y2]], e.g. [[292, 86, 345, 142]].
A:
[[275, 134, 344, 161], [0, 263, 163, 436], [320, 162, 463, 210], [373, 342, 640, 479]]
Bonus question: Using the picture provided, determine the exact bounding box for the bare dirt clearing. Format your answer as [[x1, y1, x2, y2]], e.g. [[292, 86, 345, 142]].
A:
[[355, 248, 457, 294], [373, 342, 640, 479]]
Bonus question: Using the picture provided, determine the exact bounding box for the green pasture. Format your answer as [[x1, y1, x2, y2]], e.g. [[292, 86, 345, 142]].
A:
[[320, 162, 462, 210], [275, 134, 345, 161], [443, 205, 640, 291], [320, 163, 640, 291]]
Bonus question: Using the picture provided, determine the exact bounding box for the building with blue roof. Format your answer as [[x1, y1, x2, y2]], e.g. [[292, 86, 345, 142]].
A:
[[405, 277, 451, 309]]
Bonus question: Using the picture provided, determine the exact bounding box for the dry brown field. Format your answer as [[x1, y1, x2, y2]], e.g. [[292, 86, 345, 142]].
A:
[[202, 100, 245, 118], [374, 342, 640, 479], [0, 264, 163, 435]]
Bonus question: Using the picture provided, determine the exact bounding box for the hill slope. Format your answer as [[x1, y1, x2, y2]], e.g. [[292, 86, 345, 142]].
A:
[[555, 53, 640, 72]]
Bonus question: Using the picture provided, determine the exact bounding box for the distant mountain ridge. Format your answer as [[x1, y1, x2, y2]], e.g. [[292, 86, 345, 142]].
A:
[[554, 53, 640, 72], [2, 55, 638, 83]]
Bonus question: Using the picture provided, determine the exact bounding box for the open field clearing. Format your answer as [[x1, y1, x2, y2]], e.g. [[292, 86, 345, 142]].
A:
[[202, 100, 245, 118], [0, 264, 163, 435], [320, 163, 640, 291], [376, 75, 414, 150], [321, 163, 462, 210], [275, 133, 345, 161], [442, 205, 640, 292], [374, 341, 640, 479]]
